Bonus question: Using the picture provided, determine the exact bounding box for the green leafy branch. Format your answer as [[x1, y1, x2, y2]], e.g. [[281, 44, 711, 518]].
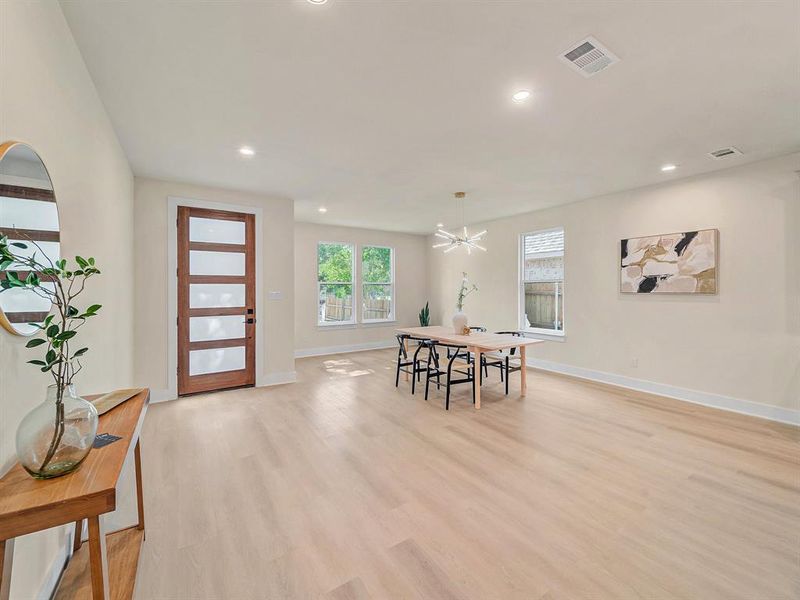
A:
[[1, 233, 102, 472], [456, 272, 478, 311], [1, 235, 101, 387], [418, 301, 430, 326]]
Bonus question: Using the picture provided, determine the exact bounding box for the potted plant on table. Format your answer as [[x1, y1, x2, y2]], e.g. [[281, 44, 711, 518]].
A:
[[1, 234, 102, 479], [453, 272, 478, 333], [418, 301, 430, 326]]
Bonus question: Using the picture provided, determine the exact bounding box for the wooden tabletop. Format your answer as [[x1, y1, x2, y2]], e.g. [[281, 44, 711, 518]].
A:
[[0, 389, 149, 540], [396, 326, 545, 352]]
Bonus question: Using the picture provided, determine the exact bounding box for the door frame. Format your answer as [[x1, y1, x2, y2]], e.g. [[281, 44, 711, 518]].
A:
[[166, 196, 264, 400]]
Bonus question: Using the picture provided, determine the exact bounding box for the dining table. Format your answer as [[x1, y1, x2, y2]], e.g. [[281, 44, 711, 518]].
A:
[[394, 326, 545, 409]]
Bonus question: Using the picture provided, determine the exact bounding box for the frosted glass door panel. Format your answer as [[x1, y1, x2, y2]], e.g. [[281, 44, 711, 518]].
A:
[[5, 240, 60, 264], [0, 285, 55, 336], [189, 284, 246, 308], [0, 197, 59, 230], [1, 284, 54, 312], [189, 251, 245, 276], [189, 315, 246, 342], [189, 346, 246, 376], [189, 217, 245, 244]]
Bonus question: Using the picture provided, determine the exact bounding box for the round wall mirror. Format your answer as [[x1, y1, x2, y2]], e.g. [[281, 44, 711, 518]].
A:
[[0, 141, 60, 336]]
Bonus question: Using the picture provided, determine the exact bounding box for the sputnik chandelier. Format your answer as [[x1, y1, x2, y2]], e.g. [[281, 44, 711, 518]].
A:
[[432, 192, 487, 254]]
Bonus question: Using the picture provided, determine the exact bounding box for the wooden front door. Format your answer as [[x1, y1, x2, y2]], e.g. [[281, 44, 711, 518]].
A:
[[177, 206, 255, 395]]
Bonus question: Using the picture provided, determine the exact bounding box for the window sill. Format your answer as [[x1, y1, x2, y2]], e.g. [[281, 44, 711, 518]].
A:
[[317, 322, 357, 329], [316, 320, 397, 330], [521, 329, 566, 342], [361, 319, 397, 327]]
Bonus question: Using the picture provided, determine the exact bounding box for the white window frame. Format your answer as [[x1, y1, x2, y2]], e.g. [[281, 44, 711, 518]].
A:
[[360, 245, 396, 324], [519, 227, 565, 338], [317, 241, 356, 327]]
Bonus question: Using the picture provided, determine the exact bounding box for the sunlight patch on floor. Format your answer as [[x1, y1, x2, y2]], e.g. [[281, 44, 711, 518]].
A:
[[323, 358, 374, 377]]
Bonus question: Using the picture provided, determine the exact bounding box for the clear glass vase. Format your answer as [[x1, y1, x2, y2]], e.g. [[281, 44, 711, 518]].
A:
[[16, 384, 98, 479]]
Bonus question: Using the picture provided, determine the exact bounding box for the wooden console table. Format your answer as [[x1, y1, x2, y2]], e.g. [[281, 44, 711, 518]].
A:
[[0, 388, 149, 600]]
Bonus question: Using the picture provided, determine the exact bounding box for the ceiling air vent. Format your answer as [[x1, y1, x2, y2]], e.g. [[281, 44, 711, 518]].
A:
[[559, 36, 619, 77], [708, 147, 743, 160]]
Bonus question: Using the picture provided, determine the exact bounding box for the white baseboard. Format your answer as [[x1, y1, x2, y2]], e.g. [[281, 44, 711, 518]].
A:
[[38, 526, 72, 600], [146, 352, 797, 425], [294, 340, 395, 358], [148, 371, 297, 404], [526, 357, 799, 426], [149, 388, 175, 404], [259, 371, 297, 386]]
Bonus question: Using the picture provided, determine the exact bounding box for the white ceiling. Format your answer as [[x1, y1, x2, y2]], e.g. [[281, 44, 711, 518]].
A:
[[60, 1, 800, 234]]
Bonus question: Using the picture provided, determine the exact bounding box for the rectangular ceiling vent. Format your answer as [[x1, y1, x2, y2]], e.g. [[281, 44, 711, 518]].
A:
[[559, 36, 619, 77], [708, 147, 743, 159]]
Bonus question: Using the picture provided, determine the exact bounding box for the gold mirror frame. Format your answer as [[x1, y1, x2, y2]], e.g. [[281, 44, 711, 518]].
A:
[[0, 141, 61, 336]]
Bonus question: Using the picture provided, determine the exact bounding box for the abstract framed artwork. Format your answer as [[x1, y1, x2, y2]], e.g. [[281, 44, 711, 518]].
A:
[[620, 229, 718, 294]]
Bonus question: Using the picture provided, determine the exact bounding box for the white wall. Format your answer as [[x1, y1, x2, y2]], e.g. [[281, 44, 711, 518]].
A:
[[428, 154, 800, 418], [0, 2, 135, 597], [133, 177, 295, 397], [295, 222, 429, 356]]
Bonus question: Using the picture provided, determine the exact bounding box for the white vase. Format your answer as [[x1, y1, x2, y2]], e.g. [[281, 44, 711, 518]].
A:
[[452, 311, 468, 334]]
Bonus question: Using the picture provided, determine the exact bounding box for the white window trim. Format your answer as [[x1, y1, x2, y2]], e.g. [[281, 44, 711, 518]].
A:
[[361, 244, 396, 324], [519, 227, 566, 338], [522, 328, 566, 341], [317, 241, 356, 327]]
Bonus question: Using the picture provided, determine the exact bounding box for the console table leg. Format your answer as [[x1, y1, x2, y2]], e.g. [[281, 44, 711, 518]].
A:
[[87, 516, 109, 600], [73, 520, 83, 552], [135, 440, 145, 537], [0, 538, 14, 600]]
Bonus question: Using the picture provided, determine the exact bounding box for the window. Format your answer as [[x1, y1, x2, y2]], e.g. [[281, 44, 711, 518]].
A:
[[361, 246, 394, 322], [316, 243, 396, 326], [317, 242, 355, 325], [520, 228, 564, 335]]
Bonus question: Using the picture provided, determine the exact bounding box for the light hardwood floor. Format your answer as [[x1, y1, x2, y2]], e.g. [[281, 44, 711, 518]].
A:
[[135, 349, 799, 599]]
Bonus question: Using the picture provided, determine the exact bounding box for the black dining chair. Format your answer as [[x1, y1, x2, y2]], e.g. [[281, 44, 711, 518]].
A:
[[448, 326, 490, 379], [395, 334, 430, 394], [424, 340, 476, 410], [482, 331, 524, 395]]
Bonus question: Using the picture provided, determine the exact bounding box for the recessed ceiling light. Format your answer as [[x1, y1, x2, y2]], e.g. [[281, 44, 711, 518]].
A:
[[660, 164, 677, 172], [238, 146, 255, 156], [436, 223, 444, 228], [307, 0, 328, 4], [318, 207, 327, 213], [512, 90, 532, 103]]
